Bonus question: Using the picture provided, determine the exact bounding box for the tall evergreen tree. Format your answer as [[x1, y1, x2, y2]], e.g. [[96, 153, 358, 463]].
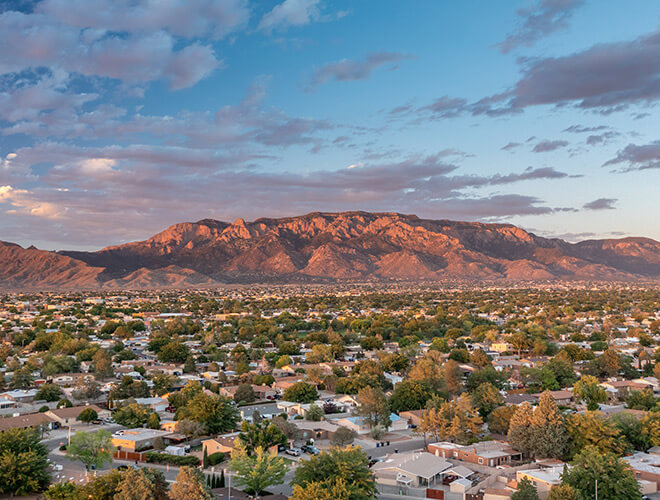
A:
[[530, 392, 568, 459], [508, 402, 534, 456]]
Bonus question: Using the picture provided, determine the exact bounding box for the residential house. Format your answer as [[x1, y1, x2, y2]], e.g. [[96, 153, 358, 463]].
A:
[[428, 441, 522, 467], [624, 452, 660, 495], [45, 405, 109, 427], [334, 413, 407, 434], [0, 412, 56, 432], [112, 428, 174, 452], [516, 465, 565, 500], [372, 451, 473, 489]]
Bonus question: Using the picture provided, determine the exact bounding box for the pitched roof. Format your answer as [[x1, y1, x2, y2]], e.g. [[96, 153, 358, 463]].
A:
[[47, 404, 104, 419], [0, 412, 55, 431]]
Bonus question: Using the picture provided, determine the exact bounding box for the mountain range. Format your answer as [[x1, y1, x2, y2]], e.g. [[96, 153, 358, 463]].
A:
[[2, 211, 660, 289]]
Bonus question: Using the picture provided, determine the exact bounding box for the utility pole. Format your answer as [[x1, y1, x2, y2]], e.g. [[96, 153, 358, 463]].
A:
[[595, 478, 598, 500]]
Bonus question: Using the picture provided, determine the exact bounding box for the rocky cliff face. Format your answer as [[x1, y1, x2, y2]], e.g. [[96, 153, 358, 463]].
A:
[[3, 211, 660, 289]]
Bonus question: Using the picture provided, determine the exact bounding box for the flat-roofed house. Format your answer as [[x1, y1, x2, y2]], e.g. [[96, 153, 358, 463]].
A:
[[516, 465, 565, 499], [334, 413, 407, 434], [428, 440, 522, 467], [372, 451, 471, 489], [111, 428, 173, 452]]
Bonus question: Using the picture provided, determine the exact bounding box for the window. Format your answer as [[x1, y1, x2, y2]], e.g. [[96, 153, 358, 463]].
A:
[[478, 458, 483, 464]]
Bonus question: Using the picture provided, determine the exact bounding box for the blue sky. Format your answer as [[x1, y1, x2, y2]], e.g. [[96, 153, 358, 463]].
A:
[[0, 0, 659, 250]]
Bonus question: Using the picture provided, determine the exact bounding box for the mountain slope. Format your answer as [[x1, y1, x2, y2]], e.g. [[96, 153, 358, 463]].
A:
[[0, 241, 104, 289], [51, 211, 660, 286]]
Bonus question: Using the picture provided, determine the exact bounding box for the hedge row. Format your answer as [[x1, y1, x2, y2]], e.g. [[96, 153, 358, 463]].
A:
[[144, 452, 200, 466], [208, 451, 225, 466]]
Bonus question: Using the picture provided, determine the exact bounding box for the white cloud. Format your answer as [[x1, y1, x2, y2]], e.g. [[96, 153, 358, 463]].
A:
[[0, 185, 63, 219], [259, 0, 322, 33]]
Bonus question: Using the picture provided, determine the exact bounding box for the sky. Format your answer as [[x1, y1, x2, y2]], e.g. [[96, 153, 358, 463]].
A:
[[0, 0, 659, 251]]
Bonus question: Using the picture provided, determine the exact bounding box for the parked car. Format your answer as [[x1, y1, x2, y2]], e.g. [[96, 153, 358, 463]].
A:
[[285, 448, 301, 456], [301, 445, 319, 455]]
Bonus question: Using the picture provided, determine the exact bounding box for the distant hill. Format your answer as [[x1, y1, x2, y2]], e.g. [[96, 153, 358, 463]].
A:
[[2, 211, 660, 289]]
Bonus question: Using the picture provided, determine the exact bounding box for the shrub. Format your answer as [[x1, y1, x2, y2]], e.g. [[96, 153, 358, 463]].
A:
[[208, 452, 225, 466], [144, 452, 200, 466]]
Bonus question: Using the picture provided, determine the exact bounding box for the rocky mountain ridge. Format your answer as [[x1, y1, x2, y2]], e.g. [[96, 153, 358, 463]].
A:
[[2, 211, 659, 289]]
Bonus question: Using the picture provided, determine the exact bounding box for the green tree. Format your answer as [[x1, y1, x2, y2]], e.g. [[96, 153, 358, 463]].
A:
[[0, 428, 50, 495], [612, 412, 648, 451], [234, 383, 256, 404], [10, 367, 34, 389], [641, 411, 660, 447], [547, 484, 582, 500], [470, 382, 504, 418], [562, 445, 641, 500], [238, 420, 287, 455], [389, 380, 434, 413], [157, 341, 190, 363], [282, 381, 319, 403], [331, 426, 356, 446], [35, 383, 63, 402], [488, 405, 516, 435], [230, 440, 287, 497], [626, 389, 657, 411], [292, 446, 376, 500], [355, 386, 391, 432], [147, 412, 161, 429], [170, 466, 212, 500], [512, 477, 539, 500], [113, 402, 152, 428], [66, 429, 114, 471], [573, 376, 608, 411], [150, 372, 178, 397], [183, 355, 196, 374], [530, 392, 568, 459], [44, 482, 78, 499], [306, 403, 325, 421], [177, 392, 238, 434], [57, 397, 73, 408], [77, 407, 98, 423]]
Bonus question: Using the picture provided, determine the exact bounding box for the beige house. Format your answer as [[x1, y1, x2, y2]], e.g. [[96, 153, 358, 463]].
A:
[[0, 412, 56, 432], [45, 405, 109, 427], [516, 465, 565, 500], [202, 433, 241, 455], [112, 428, 173, 452]]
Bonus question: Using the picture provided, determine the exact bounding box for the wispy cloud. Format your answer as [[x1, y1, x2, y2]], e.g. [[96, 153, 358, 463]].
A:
[[497, 0, 584, 54], [307, 52, 413, 91], [604, 141, 660, 171], [583, 197, 617, 210]]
